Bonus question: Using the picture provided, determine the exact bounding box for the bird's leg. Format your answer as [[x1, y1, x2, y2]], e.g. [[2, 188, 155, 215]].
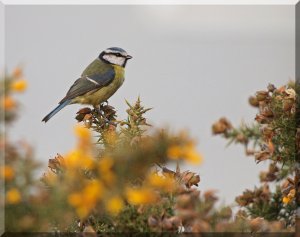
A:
[[94, 104, 102, 117], [94, 104, 107, 120], [95, 103, 117, 126]]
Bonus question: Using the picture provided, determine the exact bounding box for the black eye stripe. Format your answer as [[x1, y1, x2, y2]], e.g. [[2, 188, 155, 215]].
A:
[[105, 52, 125, 58]]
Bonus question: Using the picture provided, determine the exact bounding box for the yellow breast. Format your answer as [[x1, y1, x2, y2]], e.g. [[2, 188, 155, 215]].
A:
[[75, 65, 125, 106]]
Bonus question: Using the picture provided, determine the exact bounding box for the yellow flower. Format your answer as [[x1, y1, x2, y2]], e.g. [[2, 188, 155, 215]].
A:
[[68, 193, 83, 207], [68, 180, 104, 218], [167, 145, 181, 160], [74, 124, 91, 140], [10, 79, 27, 92], [126, 187, 158, 205], [282, 189, 295, 204], [98, 156, 116, 184], [106, 196, 124, 215], [2, 96, 16, 110], [98, 156, 114, 172], [282, 196, 291, 204], [184, 147, 203, 164], [0, 165, 15, 181], [6, 188, 21, 204], [76, 206, 89, 219], [65, 149, 94, 170], [84, 180, 103, 203], [167, 142, 203, 164], [147, 172, 176, 192], [74, 124, 92, 150]]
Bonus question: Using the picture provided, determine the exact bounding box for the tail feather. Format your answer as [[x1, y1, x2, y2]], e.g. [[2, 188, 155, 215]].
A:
[[42, 100, 70, 123]]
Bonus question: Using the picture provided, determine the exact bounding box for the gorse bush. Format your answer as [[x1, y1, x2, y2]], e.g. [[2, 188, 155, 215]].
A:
[[1, 68, 296, 233], [212, 82, 297, 229]]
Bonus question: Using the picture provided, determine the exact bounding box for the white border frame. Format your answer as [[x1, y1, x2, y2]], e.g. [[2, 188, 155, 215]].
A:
[[0, 0, 299, 5], [0, 1, 297, 235]]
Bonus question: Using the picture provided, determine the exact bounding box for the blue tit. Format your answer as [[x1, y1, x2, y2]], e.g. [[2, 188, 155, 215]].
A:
[[42, 47, 132, 122]]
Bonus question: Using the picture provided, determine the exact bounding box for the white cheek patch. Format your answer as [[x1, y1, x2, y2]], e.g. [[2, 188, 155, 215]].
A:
[[103, 54, 126, 66]]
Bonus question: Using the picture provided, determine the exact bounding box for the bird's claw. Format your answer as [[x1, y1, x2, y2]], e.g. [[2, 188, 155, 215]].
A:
[[94, 106, 116, 126]]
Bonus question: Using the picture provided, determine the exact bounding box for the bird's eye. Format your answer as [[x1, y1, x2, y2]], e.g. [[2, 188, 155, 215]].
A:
[[116, 53, 121, 57]]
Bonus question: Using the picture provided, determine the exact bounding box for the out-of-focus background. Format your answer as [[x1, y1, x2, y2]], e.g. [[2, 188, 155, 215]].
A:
[[4, 5, 294, 204]]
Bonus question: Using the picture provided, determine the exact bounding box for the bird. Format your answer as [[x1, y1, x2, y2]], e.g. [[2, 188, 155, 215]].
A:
[[42, 47, 132, 123]]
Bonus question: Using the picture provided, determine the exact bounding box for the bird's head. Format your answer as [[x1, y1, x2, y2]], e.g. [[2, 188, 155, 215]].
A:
[[99, 47, 132, 67]]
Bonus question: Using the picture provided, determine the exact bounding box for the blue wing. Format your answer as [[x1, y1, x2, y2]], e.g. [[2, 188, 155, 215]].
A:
[[59, 70, 115, 104], [42, 60, 116, 122]]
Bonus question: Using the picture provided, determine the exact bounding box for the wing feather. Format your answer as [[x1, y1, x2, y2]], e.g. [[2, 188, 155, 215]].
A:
[[59, 70, 115, 104]]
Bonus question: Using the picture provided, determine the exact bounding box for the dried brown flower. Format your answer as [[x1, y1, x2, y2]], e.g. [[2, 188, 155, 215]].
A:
[[283, 99, 294, 112], [212, 117, 232, 134], [75, 107, 92, 122], [255, 91, 269, 102], [236, 133, 248, 144], [203, 190, 218, 203], [255, 114, 268, 124], [254, 150, 270, 163], [48, 154, 65, 173], [179, 171, 200, 188], [249, 96, 259, 107], [260, 107, 273, 118], [236, 189, 254, 206]]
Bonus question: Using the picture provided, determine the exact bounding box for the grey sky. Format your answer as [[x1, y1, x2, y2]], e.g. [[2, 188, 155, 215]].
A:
[[5, 5, 295, 204], [0, 3, 3, 70]]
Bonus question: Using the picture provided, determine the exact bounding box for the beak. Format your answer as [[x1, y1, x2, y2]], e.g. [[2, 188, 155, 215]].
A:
[[126, 55, 133, 59]]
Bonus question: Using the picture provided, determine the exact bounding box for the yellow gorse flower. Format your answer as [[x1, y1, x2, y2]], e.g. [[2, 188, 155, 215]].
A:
[[6, 188, 21, 204], [64, 125, 95, 170], [126, 187, 158, 205], [64, 149, 94, 170], [282, 196, 290, 204], [74, 124, 93, 152], [68, 180, 104, 218], [282, 188, 295, 204], [0, 165, 15, 181], [167, 142, 203, 164], [146, 172, 176, 192], [98, 156, 116, 184], [2, 96, 16, 110], [74, 124, 91, 141], [167, 146, 181, 159], [84, 180, 104, 202], [10, 79, 27, 92], [98, 156, 114, 172], [106, 196, 124, 215]]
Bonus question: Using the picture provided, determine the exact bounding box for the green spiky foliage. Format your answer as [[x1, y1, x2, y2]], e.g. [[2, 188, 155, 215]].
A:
[[212, 83, 297, 227]]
